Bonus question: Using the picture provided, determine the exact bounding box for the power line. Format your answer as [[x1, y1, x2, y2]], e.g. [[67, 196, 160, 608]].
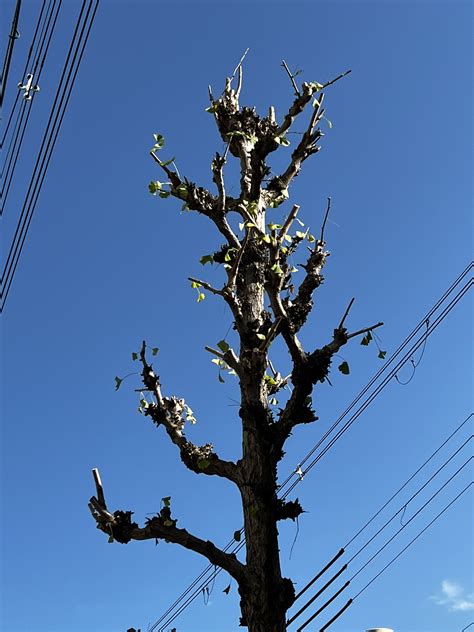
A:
[[289, 416, 472, 611], [288, 446, 472, 627], [1, 0, 61, 214], [353, 482, 472, 600], [147, 266, 472, 631], [1, 0, 47, 149], [0, 0, 100, 312], [0, 0, 22, 108], [296, 481, 473, 631]]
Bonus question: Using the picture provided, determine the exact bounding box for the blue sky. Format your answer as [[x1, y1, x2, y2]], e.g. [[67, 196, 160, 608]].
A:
[[1, 1, 472, 631]]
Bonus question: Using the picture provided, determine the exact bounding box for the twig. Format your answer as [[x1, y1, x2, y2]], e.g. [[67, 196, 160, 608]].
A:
[[227, 229, 251, 289], [150, 150, 180, 187], [281, 60, 301, 96], [188, 277, 223, 296], [231, 47, 250, 81], [320, 197, 331, 244], [278, 204, 300, 243], [347, 321, 384, 339], [205, 345, 240, 373], [259, 317, 283, 352], [205, 346, 226, 360], [338, 297, 355, 329], [321, 69, 352, 90]]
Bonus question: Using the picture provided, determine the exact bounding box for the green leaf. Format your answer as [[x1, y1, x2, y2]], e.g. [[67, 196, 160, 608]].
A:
[[197, 292, 205, 302], [307, 234, 316, 243], [256, 333, 266, 341], [153, 133, 165, 148], [271, 263, 283, 276], [289, 266, 299, 273], [152, 347, 159, 356], [158, 157, 175, 167], [268, 223, 282, 231], [269, 397, 278, 406], [295, 230, 306, 239], [338, 361, 350, 375], [114, 376, 122, 391], [217, 340, 230, 353], [310, 81, 324, 92], [191, 281, 202, 289], [378, 350, 387, 360], [200, 254, 214, 265], [181, 203, 190, 212], [224, 248, 237, 262], [197, 458, 211, 470], [264, 375, 277, 386], [148, 181, 163, 195], [283, 234, 293, 243], [158, 190, 171, 198], [211, 358, 221, 366], [162, 496, 171, 507], [132, 352, 138, 361], [205, 103, 218, 114], [361, 332, 373, 346], [234, 530, 241, 542]]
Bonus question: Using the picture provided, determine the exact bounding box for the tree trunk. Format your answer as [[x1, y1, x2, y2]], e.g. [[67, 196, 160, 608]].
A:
[[236, 237, 295, 631]]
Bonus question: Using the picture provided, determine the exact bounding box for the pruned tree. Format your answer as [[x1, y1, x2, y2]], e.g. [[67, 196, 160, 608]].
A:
[[88, 54, 382, 632]]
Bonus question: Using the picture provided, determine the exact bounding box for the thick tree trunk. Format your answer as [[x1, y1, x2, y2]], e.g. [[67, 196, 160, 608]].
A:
[[238, 449, 293, 632], [236, 237, 295, 631]]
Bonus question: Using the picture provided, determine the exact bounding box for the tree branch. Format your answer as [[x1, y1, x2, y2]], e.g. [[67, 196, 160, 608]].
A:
[[88, 471, 246, 583], [269, 95, 325, 196], [138, 342, 241, 484], [281, 60, 301, 97], [273, 316, 383, 451]]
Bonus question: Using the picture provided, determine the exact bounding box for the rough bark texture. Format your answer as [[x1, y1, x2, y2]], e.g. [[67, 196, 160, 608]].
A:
[[89, 59, 382, 632]]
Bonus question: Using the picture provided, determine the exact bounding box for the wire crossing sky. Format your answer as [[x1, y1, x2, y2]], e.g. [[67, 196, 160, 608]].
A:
[[1, 1, 472, 631]]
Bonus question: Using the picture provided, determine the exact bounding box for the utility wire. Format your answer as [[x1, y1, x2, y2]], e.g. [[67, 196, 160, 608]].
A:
[[297, 481, 473, 631], [345, 413, 473, 548], [148, 267, 472, 631], [1, 0, 47, 148], [0, 0, 99, 312], [1, 0, 61, 214], [353, 482, 472, 600], [289, 416, 472, 611], [0, 0, 22, 109]]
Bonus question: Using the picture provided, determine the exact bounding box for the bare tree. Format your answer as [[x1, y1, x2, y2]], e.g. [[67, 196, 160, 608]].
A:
[[88, 55, 382, 632]]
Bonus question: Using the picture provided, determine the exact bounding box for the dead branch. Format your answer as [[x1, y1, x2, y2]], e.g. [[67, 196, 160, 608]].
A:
[[281, 60, 301, 97]]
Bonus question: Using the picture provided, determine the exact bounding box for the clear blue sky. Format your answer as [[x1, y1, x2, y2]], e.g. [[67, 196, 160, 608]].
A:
[[1, 1, 472, 631]]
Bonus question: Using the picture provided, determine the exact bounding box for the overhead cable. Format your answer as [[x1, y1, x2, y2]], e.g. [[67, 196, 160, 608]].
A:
[[0, 0, 99, 312]]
